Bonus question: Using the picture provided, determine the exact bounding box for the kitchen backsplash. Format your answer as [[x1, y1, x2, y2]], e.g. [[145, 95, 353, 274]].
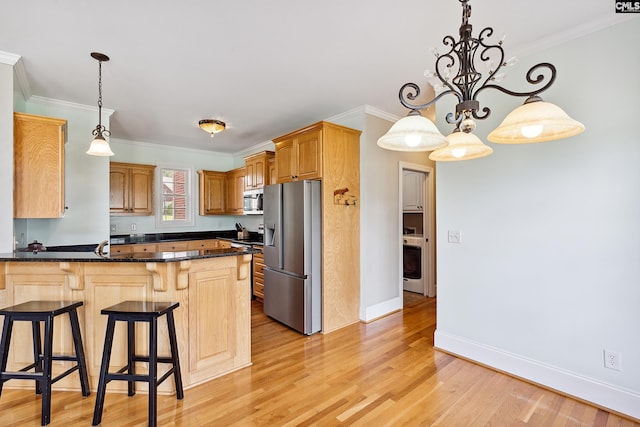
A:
[[109, 214, 264, 236]]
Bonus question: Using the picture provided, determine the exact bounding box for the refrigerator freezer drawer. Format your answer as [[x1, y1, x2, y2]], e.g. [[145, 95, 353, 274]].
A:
[[264, 268, 320, 335]]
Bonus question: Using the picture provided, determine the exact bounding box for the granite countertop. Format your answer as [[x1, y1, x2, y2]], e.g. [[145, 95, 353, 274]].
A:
[[0, 246, 259, 263], [110, 230, 264, 246]]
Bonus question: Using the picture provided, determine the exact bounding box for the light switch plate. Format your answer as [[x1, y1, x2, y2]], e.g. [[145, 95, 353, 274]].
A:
[[448, 230, 461, 244]]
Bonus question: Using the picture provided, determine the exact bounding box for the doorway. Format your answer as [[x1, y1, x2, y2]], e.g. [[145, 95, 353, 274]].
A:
[[399, 162, 436, 304]]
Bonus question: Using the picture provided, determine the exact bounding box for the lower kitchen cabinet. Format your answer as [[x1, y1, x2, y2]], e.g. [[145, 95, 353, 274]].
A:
[[111, 239, 227, 254], [253, 250, 265, 301]]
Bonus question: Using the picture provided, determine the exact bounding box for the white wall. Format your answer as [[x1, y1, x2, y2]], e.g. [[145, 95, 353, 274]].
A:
[[434, 19, 640, 418], [14, 97, 112, 247], [0, 62, 14, 252]]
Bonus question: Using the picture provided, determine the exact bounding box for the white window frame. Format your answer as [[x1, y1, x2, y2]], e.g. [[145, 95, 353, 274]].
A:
[[155, 163, 195, 228]]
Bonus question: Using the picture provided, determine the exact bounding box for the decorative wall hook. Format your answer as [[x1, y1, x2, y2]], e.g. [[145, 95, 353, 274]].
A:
[[333, 188, 358, 206]]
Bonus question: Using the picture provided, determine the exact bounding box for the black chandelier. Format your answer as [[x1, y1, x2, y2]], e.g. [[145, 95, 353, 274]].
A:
[[377, 0, 584, 161]]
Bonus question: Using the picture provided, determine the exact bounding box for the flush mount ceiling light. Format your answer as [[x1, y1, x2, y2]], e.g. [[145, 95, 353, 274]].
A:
[[199, 119, 226, 138], [377, 0, 585, 160], [87, 52, 114, 156]]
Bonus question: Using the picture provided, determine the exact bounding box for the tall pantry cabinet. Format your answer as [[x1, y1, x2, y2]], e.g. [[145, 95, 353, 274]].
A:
[[273, 121, 361, 333]]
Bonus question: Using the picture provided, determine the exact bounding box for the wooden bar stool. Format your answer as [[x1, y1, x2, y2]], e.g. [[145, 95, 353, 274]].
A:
[[0, 300, 90, 426], [92, 301, 183, 427]]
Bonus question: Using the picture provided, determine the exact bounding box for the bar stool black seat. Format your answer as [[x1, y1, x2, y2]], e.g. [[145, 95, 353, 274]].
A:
[[92, 301, 183, 427], [0, 300, 90, 426]]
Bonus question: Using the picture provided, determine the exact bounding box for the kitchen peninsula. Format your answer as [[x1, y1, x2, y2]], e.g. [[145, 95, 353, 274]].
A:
[[0, 246, 258, 393]]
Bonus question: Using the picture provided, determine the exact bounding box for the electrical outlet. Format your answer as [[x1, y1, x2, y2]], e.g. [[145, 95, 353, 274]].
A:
[[110, 224, 117, 232], [448, 230, 461, 244], [604, 349, 621, 371], [130, 223, 137, 231]]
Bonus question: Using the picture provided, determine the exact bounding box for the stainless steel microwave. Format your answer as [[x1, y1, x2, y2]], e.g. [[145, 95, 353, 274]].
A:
[[243, 189, 264, 214]]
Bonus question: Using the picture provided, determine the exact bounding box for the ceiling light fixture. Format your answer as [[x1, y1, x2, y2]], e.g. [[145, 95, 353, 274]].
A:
[[199, 119, 226, 138], [378, 0, 585, 161], [87, 52, 114, 156]]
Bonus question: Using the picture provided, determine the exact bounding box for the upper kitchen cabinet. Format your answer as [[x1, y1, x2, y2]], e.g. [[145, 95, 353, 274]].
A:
[[267, 157, 276, 185], [198, 168, 247, 215], [273, 125, 322, 183], [198, 170, 226, 215], [225, 167, 246, 214], [402, 170, 424, 212], [244, 151, 274, 189], [14, 112, 67, 218], [110, 162, 156, 216]]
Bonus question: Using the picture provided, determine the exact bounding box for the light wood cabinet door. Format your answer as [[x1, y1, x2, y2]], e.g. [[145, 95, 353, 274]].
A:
[[267, 158, 276, 185], [274, 126, 321, 183], [187, 265, 251, 384], [274, 139, 295, 183], [243, 151, 274, 189], [253, 250, 265, 301], [295, 129, 322, 180], [225, 167, 245, 214], [198, 170, 226, 215], [13, 112, 67, 218], [109, 162, 155, 216]]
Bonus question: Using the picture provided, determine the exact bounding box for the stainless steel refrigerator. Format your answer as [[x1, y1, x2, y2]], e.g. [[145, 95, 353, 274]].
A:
[[263, 180, 322, 335]]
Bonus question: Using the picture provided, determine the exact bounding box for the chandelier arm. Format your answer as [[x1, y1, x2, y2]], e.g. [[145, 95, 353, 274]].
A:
[[475, 62, 557, 100], [445, 111, 463, 126], [399, 82, 462, 112]]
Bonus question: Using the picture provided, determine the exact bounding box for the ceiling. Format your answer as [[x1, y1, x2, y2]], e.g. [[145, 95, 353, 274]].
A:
[[0, 1, 628, 154]]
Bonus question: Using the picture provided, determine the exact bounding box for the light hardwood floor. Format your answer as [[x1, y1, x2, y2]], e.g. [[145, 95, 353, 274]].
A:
[[0, 298, 637, 426]]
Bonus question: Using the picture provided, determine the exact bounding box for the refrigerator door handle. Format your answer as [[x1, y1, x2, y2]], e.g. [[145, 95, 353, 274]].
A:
[[269, 225, 277, 247]]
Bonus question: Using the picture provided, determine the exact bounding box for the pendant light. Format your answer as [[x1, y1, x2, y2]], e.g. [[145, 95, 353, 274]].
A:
[[376, 111, 447, 151], [429, 128, 493, 161], [87, 52, 114, 156], [487, 96, 585, 143], [377, 0, 584, 160]]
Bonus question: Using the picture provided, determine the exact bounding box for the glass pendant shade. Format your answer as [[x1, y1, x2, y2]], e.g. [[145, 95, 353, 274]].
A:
[[429, 130, 493, 161], [86, 134, 114, 156], [377, 114, 447, 152], [487, 99, 585, 144]]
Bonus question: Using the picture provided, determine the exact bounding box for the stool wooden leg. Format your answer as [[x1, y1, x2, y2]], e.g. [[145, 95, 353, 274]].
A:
[[68, 309, 90, 397], [0, 316, 13, 396], [92, 316, 116, 426], [127, 320, 136, 396], [166, 310, 184, 399], [41, 316, 54, 426], [31, 320, 42, 395], [148, 317, 158, 427]]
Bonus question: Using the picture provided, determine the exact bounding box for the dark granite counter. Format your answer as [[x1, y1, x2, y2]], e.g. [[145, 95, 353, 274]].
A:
[[0, 246, 259, 263], [109, 230, 263, 246]]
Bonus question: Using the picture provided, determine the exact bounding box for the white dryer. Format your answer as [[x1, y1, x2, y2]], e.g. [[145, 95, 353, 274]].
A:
[[403, 234, 425, 294]]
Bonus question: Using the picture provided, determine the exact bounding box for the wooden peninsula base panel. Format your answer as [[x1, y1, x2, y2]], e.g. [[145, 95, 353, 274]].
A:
[[0, 252, 253, 394]]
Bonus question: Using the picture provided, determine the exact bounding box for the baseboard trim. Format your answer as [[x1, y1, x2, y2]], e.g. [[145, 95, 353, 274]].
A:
[[434, 330, 640, 421], [361, 296, 402, 323]]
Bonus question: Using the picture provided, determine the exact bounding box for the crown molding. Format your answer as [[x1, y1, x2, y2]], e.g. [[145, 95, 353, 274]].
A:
[[233, 139, 275, 158], [28, 95, 114, 116], [326, 104, 400, 124], [512, 14, 635, 58], [0, 51, 32, 100], [110, 137, 235, 158]]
